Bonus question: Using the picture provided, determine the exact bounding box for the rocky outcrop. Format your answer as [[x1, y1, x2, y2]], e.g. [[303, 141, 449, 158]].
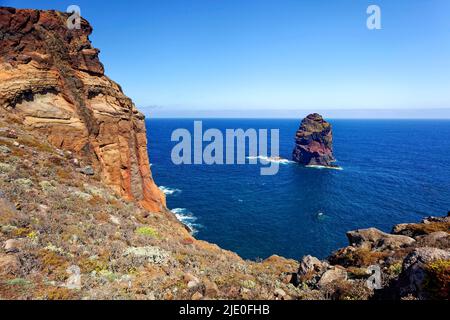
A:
[[292, 113, 336, 167], [392, 215, 450, 238], [398, 247, 450, 299], [347, 228, 415, 250], [0, 7, 165, 211], [318, 267, 348, 287], [298, 255, 323, 276]]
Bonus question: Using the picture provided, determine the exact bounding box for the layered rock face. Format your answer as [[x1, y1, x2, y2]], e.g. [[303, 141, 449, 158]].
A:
[[0, 7, 165, 212], [292, 113, 335, 167]]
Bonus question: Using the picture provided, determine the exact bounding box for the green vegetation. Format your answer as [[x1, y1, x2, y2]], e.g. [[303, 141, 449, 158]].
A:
[[135, 226, 159, 238], [5, 278, 32, 287]]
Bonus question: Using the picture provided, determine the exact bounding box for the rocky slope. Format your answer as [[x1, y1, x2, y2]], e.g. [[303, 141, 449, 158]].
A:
[[292, 113, 336, 167], [0, 7, 448, 300], [1, 121, 448, 300], [0, 7, 165, 212]]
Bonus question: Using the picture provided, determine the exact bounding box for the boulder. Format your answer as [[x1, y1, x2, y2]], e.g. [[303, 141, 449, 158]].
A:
[[72, 158, 80, 167], [6, 129, 18, 139], [347, 228, 415, 250], [183, 273, 199, 283], [393, 217, 450, 238], [187, 280, 199, 289], [185, 273, 200, 289], [123, 246, 170, 265], [64, 265, 82, 290], [422, 216, 450, 224], [422, 231, 448, 241], [204, 279, 219, 298], [191, 292, 203, 300], [109, 215, 121, 226], [274, 288, 286, 298], [4, 239, 20, 253], [398, 247, 450, 299], [318, 267, 348, 287], [77, 166, 95, 176], [203, 279, 219, 298], [298, 255, 323, 276], [415, 232, 450, 249], [0, 254, 21, 275]]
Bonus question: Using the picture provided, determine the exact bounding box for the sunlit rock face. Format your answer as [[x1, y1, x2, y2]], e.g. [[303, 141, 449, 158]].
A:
[[292, 113, 335, 167], [0, 7, 165, 212]]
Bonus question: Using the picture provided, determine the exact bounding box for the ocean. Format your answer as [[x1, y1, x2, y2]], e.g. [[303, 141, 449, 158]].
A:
[[146, 119, 450, 260]]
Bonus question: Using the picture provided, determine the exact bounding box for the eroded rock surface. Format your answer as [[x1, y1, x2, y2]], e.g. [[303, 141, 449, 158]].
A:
[[347, 228, 415, 250], [292, 113, 336, 167], [0, 7, 165, 211], [398, 247, 450, 299]]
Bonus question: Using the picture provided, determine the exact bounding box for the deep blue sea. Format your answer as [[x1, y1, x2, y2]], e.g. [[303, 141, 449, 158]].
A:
[[146, 119, 450, 260]]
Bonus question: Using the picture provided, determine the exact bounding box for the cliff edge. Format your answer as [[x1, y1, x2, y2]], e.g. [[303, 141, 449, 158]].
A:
[[0, 7, 165, 212]]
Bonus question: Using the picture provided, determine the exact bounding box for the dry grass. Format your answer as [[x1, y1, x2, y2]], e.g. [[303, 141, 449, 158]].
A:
[[329, 247, 389, 267]]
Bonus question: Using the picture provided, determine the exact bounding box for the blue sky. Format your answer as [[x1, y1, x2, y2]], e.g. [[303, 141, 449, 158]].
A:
[[4, 0, 450, 118]]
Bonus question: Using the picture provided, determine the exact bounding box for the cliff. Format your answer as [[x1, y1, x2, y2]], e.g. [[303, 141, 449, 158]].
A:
[[292, 113, 336, 167], [0, 7, 165, 212]]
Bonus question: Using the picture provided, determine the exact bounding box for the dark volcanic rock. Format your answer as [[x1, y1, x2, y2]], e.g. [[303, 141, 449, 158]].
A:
[[292, 113, 335, 166]]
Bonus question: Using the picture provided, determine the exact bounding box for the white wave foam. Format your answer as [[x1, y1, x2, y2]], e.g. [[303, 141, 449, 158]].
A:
[[246, 156, 294, 165], [171, 208, 201, 234], [306, 165, 343, 171], [159, 186, 182, 195]]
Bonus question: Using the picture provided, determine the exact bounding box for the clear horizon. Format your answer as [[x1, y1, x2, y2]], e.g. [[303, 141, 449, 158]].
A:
[[144, 107, 450, 119], [5, 0, 450, 118]]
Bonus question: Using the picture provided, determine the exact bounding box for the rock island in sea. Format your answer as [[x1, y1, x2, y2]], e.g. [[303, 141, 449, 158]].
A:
[[292, 113, 339, 169]]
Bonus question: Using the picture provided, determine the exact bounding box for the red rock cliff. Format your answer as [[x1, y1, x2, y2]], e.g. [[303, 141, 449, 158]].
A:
[[0, 7, 165, 212]]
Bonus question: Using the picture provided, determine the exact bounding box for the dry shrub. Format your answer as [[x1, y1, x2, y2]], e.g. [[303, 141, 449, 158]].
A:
[[48, 156, 65, 166], [78, 256, 108, 273], [329, 247, 389, 268], [38, 249, 69, 281], [347, 267, 370, 279], [17, 135, 53, 153], [45, 287, 79, 300], [88, 195, 106, 206], [56, 167, 72, 180], [424, 259, 450, 300], [94, 211, 110, 223], [327, 279, 373, 300]]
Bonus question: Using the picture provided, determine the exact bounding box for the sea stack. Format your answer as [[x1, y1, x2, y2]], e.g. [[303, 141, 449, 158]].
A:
[[292, 113, 336, 167]]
